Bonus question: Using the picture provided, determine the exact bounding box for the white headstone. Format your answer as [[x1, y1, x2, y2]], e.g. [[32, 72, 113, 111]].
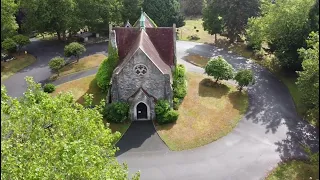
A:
[[84, 37, 88, 42], [96, 33, 99, 38]]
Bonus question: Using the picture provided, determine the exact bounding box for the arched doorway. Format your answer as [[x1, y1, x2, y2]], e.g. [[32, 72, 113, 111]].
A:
[[136, 102, 148, 120]]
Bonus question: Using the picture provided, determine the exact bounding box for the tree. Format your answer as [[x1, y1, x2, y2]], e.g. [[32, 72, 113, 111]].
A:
[[245, 0, 314, 71], [1, 0, 18, 41], [309, 0, 319, 32], [1, 77, 139, 179], [12, 34, 30, 53], [121, 0, 142, 25], [143, 0, 185, 27], [202, 0, 260, 42], [205, 56, 234, 83], [202, 0, 223, 42], [64, 42, 86, 62], [234, 69, 255, 92], [296, 31, 319, 123], [2, 38, 17, 54], [48, 57, 65, 76]]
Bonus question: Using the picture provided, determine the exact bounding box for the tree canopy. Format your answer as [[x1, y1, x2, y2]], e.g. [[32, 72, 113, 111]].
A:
[[1, 77, 139, 179], [296, 31, 319, 124], [64, 42, 86, 62], [143, 0, 185, 27], [234, 69, 255, 91], [205, 56, 234, 82], [121, 0, 143, 25], [1, 0, 18, 41], [202, 0, 260, 42]]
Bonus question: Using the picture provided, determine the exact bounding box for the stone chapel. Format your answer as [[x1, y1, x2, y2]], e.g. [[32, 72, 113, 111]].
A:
[[108, 11, 177, 121]]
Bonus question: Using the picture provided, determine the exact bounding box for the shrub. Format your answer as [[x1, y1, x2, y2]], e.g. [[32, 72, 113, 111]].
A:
[[155, 99, 179, 125], [187, 34, 200, 40], [104, 102, 129, 123], [43, 83, 55, 93], [253, 48, 265, 60], [96, 44, 118, 92], [205, 56, 234, 83], [48, 57, 65, 76], [12, 34, 30, 51], [234, 69, 255, 92], [2, 38, 17, 53], [172, 64, 187, 109], [64, 42, 86, 62]]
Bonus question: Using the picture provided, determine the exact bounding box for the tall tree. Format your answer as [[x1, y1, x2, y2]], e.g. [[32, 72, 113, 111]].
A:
[[1, 0, 18, 41], [296, 31, 319, 124], [1, 77, 140, 179], [121, 0, 143, 25], [143, 0, 185, 27], [180, 0, 203, 17], [202, 0, 223, 42], [245, 0, 314, 71], [202, 0, 260, 42], [309, 0, 319, 32]]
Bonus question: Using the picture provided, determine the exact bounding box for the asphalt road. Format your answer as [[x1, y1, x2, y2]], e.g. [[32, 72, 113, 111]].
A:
[[2, 39, 318, 180]]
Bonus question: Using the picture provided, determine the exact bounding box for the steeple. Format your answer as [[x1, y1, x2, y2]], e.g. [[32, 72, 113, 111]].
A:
[[139, 8, 145, 30]]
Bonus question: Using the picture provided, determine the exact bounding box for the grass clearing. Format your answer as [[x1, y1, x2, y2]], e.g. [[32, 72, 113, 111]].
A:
[[51, 74, 130, 136], [266, 160, 319, 180], [155, 72, 248, 151], [50, 54, 106, 80], [184, 54, 210, 68], [1, 54, 37, 81]]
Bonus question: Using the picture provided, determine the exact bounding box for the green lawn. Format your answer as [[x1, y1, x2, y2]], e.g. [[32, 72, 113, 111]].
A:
[[155, 72, 248, 151], [52, 75, 131, 137], [266, 160, 319, 180], [1, 54, 37, 81]]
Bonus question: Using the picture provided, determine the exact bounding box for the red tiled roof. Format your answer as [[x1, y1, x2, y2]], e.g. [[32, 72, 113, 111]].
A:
[[113, 27, 175, 67], [133, 12, 157, 28], [114, 29, 172, 77]]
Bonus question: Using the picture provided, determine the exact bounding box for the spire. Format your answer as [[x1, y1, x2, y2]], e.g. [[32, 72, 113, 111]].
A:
[[139, 8, 145, 30]]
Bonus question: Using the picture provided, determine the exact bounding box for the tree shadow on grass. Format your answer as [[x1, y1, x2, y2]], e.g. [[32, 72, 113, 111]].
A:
[[228, 91, 249, 114], [76, 77, 105, 105], [198, 78, 230, 98]]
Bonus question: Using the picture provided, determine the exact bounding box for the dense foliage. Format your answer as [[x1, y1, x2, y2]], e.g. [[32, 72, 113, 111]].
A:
[[205, 56, 234, 82], [1, 77, 138, 179], [180, 0, 203, 17], [1, 0, 18, 41], [104, 102, 130, 123], [202, 0, 260, 42], [143, 0, 185, 27], [309, 0, 319, 32], [48, 57, 65, 76], [1, 38, 17, 53], [155, 99, 179, 125], [234, 69, 255, 92], [12, 34, 31, 52], [64, 42, 86, 62], [245, 0, 314, 71], [172, 64, 187, 109], [121, 0, 143, 25], [43, 83, 56, 93], [296, 31, 319, 124], [96, 43, 119, 92]]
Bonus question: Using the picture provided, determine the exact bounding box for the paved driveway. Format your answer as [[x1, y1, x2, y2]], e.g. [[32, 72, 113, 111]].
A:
[[2, 39, 318, 180]]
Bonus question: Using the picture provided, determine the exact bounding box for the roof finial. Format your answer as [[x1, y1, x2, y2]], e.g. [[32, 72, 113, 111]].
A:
[[139, 8, 145, 30]]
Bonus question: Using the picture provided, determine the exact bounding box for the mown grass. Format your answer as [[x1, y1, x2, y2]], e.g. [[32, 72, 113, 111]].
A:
[[50, 54, 106, 80], [184, 54, 210, 68], [1, 54, 37, 81], [266, 160, 319, 180], [181, 18, 310, 125], [51, 74, 130, 136], [155, 72, 248, 151]]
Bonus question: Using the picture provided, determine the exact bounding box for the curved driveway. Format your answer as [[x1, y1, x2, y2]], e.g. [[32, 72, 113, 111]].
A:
[[3, 40, 318, 180]]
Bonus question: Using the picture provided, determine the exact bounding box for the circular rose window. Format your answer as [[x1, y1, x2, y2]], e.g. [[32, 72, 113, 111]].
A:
[[134, 64, 148, 75]]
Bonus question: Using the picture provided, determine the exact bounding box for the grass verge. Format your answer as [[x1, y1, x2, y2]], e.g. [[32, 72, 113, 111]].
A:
[[50, 54, 106, 80], [155, 72, 248, 151], [266, 160, 319, 180], [51, 74, 130, 136], [184, 54, 210, 68], [1, 54, 37, 81]]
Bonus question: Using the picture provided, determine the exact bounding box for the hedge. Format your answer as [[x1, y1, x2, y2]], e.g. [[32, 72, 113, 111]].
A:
[[96, 42, 118, 92], [155, 99, 179, 125], [43, 83, 56, 93], [103, 102, 129, 123], [172, 64, 187, 109]]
